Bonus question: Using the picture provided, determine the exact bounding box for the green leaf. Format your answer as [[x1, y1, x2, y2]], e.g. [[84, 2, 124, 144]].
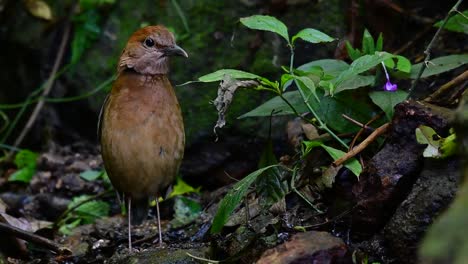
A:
[[396, 55, 412, 73], [321, 145, 362, 178], [169, 177, 201, 198], [434, 10, 468, 34], [410, 54, 468, 79], [8, 168, 35, 183], [80, 170, 102, 181], [211, 165, 280, 233], [256, 141, 287, 207], [376, 33, 383, 51], [239, 91, 306, 118], [369, 90, 408, 120], [302, 140, 323, 156], [9, 150, 38, 183], [335, 52, 394, 85], [295, 75, 319, 102], [71, 10, 101, 64], [345, 41, 361, 60], [59, 219, 81, 235], [362, 29, 375, 54], [415, 125, 443, 158], [298, 59, 349, 77], [292, 28, 335, 44], [240, 15, 289, 43], [69, 195, 110, 224], [334, 75, 375, 94], [198, 69, 262, 82], [281, 73, 294, 90]]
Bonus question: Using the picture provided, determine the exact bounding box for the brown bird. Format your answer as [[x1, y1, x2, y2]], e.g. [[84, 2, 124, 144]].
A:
[[98, 25, 187, 250]]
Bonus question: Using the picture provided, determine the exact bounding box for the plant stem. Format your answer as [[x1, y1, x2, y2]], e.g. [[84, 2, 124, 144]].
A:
[[407, 0, 463, 99], [287, 46, 349, 149]]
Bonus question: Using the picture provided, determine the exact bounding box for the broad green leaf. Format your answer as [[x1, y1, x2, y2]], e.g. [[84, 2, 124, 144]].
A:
[[410, 54, 468, 79], [369, 90, 408, 120], [169, 177, 201, 198], [335, 52, 394, 85], [211, 165, 280, 233], [69, 195, 110, 224], [334, 75, 375, 94], [239, 91, 306, 118], [362, 29, 375, 54], [198, 69, 261, 82], [240, 15, 289, 43], [298, 59, 349, 77], [80, 170, 102, 181], [321, 145, 362, 178], [292, 28, 334, 44], [295, 75, 319, 102], [434, 10, 468, 34]]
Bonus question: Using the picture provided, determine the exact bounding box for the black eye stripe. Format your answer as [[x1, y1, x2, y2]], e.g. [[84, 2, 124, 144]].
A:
[[144, 37, 155, 47]]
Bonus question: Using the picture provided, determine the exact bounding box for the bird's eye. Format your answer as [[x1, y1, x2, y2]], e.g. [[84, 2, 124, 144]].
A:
[[144, 37, 155, 47]]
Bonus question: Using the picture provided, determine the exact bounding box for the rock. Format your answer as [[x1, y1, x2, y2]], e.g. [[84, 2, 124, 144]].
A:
[[351, 101, 454, 238], [383, 158, 459, 262], [256, 231, 350, 264]]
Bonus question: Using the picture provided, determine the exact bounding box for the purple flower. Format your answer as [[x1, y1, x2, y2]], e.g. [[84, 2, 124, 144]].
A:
[[384, 80, 397, 91], [381, 62, 398, 92]]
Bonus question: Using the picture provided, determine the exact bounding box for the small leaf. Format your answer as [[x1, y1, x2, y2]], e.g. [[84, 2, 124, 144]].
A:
[[335, 52, 394, 85], [292, 28, 335, 44], [198, 69, 262, 82], [345, 41, 361, 60], [295, 75, 319, 102], [169, 177, 201, 198], [80, 170, 102, 181], [9, 168, 35, 183], [69, 195, 110, 224], [396, 55, 411, 73], [240, 15, 289, 43], [376, 33, 383, 51], [369, 90, 408, 120], [410, 54, 468, 79], [415, 125, 442, 158], [211, 165, 280, 233], [302, 140, 323, 156], [171, 196, 202, 228], [321, 145, 362, 178], [434, 10, 468, 34], [362, 29, 375, 54], [24, 0, 53, 20]]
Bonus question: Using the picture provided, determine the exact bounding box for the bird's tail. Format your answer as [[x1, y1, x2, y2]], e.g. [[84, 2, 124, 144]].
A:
[[127, 197, 149, 225]]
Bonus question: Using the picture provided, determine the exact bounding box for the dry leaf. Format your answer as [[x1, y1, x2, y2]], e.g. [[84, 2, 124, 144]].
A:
[[24, 0, 53, 21]]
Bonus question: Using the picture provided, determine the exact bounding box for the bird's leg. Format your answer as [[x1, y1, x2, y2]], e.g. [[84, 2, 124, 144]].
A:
[[156, 197, 163, 247], [128, 197, 132, 252]]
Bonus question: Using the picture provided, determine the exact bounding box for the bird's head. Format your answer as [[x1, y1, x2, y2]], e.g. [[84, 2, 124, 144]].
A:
[[117, 25, 188, 75]]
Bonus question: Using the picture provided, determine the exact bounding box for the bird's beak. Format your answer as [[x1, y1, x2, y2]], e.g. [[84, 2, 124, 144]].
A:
[[163, 44, 188, 58]]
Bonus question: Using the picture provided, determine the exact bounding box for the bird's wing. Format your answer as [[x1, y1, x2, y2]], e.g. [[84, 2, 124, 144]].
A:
[[97, 93, 110, 141]]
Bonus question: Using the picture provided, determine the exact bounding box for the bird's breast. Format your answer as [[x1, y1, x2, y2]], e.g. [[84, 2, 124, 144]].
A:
[[101, 73, 185, 199]]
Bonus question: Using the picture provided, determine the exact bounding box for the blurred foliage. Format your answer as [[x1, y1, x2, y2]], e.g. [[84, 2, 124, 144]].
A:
[[434, 10, 468, 34], [8, 150, 38, 183]]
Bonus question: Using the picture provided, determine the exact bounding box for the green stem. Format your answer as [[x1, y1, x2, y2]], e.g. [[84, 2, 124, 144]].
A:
[[287, 46, 348, 149], [407, 0, 463, 99]]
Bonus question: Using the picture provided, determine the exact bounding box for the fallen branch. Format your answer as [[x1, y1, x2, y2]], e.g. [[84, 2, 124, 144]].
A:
[[424, 69, 468, 104], [333, 122, 390, 167], [0, 222, 71, 255]]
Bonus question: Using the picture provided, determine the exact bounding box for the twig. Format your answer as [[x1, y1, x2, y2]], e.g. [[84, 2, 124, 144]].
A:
[[393, 24, 434, 55], [349, 112, 383, 150], [342, 114, 375, 132], [408, 0, 464, 99], [53, 189, 113, 229], [424, 69, 468, 103], [10, 6, 76, 152], [333, 123, 390, 167], [0, 222, 71, 255], [186, 252, 221, 263], [300, 205, 356, 230]]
